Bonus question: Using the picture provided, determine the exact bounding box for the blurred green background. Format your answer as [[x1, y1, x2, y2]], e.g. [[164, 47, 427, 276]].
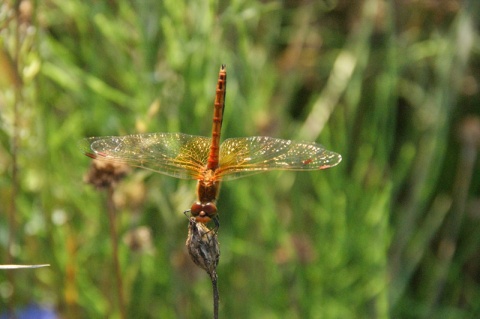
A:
[[1, 0, 480, 318]]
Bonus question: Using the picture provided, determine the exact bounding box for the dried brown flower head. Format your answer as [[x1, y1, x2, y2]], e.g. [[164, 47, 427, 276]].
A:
[[84, 159, 130, 189], [186, 218, 220, 279], [123, 226, 153, 253]]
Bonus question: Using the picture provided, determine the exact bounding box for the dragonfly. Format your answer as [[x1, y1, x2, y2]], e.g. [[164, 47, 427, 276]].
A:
[[82, 65, 342, 225]]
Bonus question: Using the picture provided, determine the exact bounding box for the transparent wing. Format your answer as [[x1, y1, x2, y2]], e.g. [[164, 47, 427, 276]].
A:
[[80, 133, 211, 179], [216, 136, 342, 181]]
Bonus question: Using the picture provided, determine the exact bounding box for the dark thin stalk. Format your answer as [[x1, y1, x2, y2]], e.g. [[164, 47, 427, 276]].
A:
[[186, 218, 220, 319], [106, 186, 127, 319], [211, 271, 219, 319], [83, 158, 129, 317]]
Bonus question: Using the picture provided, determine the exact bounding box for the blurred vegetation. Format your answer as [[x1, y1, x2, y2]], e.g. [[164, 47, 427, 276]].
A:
[[1, 0, 480, 318]]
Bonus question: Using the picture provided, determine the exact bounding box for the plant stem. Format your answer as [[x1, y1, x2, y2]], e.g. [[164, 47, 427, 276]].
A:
[[212, 271, 219, 319], [106, 186, 127, 319]]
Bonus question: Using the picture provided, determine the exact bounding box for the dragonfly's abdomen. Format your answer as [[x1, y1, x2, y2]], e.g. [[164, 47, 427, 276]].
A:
[[207, 65, 226, 170]]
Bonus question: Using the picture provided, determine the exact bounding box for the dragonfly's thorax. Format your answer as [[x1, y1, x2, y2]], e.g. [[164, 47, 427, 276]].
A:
[[196, 169, 220, 203], [191, 171, 220, 223]]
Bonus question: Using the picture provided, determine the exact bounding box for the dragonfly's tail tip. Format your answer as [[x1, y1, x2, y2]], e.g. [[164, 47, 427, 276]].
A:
[[221, 64, 226, 70]]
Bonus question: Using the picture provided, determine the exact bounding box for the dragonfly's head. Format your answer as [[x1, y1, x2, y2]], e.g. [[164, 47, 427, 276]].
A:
[[190, 201, 217, 223]]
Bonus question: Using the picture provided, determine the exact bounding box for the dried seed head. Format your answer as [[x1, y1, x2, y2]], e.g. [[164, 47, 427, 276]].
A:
[[123, 226, 153, 253], [84, 159, 130, 189], [186, 218, 220, 279], [458, 116, 480, 149]]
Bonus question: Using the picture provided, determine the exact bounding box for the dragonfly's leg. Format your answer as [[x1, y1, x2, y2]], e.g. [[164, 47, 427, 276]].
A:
[[183, 209, 191, 219], [202, 216, 220, 239], [212, 216, 220, 233]]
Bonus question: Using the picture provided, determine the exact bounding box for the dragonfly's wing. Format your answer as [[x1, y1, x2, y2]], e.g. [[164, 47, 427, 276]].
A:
[[80, 133, 211, 179], [216, 136, 342, 181]]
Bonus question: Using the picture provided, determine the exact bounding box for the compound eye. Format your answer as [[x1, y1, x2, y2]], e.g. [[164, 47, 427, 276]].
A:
[[202, 202, 217, 215], [190, 202, 203, 216]]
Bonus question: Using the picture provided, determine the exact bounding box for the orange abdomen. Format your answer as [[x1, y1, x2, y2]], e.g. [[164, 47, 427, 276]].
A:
[[206, 65, 227, 170]]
